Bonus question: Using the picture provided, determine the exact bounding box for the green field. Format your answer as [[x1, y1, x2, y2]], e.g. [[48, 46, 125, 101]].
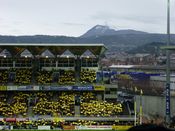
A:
[[14, 129, 126, 131], [12, 130, 127, 131], [14, 130, 126, 131]]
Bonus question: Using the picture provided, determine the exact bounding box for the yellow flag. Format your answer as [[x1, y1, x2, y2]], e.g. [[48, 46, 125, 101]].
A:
[[140, 89, 143, 95]]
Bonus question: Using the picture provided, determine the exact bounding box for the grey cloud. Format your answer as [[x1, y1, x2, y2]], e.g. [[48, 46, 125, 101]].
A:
[[62, 22, 86, 26], [91, 11, 166, 25], [91, 12, 117, 21], [13, 21, 23, 25]]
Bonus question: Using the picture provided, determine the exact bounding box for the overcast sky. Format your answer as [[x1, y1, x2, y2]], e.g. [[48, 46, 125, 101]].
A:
[[0, 0, 175, 36]]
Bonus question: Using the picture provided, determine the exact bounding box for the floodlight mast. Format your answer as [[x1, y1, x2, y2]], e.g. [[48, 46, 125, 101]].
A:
[[165, 0, 171, 124]]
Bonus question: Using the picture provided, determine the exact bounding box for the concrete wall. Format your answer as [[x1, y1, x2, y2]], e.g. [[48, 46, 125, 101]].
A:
[[135, 95, 175, 117]]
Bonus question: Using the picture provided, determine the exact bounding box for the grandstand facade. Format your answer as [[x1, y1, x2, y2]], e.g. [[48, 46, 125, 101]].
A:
[[0, 43, 106, 86], [0, 43, 134, 130]]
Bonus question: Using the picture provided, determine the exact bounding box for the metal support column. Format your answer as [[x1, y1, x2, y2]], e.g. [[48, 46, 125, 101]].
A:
[[165, 0, 171, 124]]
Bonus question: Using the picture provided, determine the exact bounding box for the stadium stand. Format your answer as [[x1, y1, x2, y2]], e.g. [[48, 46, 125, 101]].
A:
[[81, 92, 96, 102], [37, 70, 53, 84], [58, 92, 75, 116], [0, 91, 124, 118], [14, 68, 32, 85], [33, 92, 75, 116], [80, 100, 123, 117], [0, 44, 138, 129], [80, 69, 96, 84], [0, 92, 28, 117], [0, 69, 8, 84], [33, 92, 55, 115], [58, 70, 75, 85], [11, 92, 28, 117]]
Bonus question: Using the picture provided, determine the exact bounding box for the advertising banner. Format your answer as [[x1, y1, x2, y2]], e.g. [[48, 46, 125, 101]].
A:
[[75, 125, 112, 130], [42, 86, 50, 90], [63, 125, 75, 130], [112, 125, 132, 130], [26, 85, 33, 90], [166, 83, 170, 115], [0, 118, 4, 121], [42, 86, 72, 91], [7, 86, 39, 91], [73, 86, 94, 91], [0, 126, 3, 130], [17, 86, 27, 90], [7, 86, 17, 91], [0, 86, 7, 91], [38, 126, 51, 130], [0, 126, 10, 130], [94, 85, 105, 91], [50, 86, 72, 91], [33, 86, 40, 91], [5, 118, 16, 122], [16, 118, 29, 121]]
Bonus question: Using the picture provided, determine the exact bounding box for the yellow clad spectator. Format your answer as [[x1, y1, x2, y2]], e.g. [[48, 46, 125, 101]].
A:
[[80, 69, 96, 84]]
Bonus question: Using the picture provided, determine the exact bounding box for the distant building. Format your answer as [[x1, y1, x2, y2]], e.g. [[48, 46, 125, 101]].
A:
[[127, 53, 155, 65]]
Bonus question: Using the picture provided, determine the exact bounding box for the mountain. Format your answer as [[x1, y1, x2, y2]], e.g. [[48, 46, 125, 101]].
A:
[[127, 42, 167, 54], [0, 35, 77, 43], [115, 29, 148, 35], [0, 25, 175, 54], [81, 25, 148, 38], [80, 25, 117, 38], [1, 34, 174, 53]]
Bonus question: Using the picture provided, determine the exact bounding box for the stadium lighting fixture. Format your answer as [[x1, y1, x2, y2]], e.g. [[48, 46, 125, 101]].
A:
[[87, 56, 89, 59], [46, 56, 48, 58], [3, 55, 6, 58], [67, 56, 70, 67], [25, 56, 27, 58]]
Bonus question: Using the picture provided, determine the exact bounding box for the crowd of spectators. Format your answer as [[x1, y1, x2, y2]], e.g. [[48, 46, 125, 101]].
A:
[[80, 69, 96, 84], [15, 69, 32, 85], [0, 68, 98, 85], [57, 92, 75, 116], [33, 92, 55, 115], [0, 68, 77, 85], [69, 120, 130, 126], [80, 92, 96, 102], [71, 120, 97, 126], [0, 119, 135, 130], [0, 70, 8, 84], [58, 70, 75, 85], [11, 92, 28, 116], [0, 91, 123, 118], [0, 91, 132, 130], [0, 94, 12, 117], [33, 92, 75, 116], [0, 92, 28, 117], [80, 100, 123, 117], [37, 70, 53, 85]]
